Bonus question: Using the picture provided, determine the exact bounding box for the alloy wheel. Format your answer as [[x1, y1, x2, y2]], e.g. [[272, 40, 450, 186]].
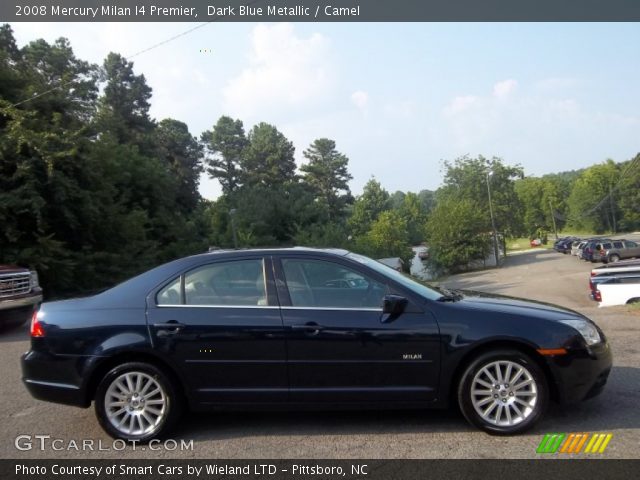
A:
[[470, 360, 538, 427], [104, 371, 167, 436]]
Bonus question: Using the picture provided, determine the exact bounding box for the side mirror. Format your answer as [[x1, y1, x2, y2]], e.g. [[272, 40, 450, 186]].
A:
[[381, 294, 408, 323]]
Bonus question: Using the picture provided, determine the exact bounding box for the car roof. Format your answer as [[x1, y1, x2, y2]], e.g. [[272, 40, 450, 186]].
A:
[[197, 246, 351, 258]]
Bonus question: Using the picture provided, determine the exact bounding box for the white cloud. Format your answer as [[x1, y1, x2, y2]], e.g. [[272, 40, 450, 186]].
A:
[[444, 95, 481, 116], [492, 79, 518, 98], [350, 90, 369, 110], [223, 23, 332, 118]]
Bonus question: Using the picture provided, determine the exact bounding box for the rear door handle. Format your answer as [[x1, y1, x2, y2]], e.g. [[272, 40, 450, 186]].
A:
[[153, 321, 185, 336], [290, 323, 324, 334]]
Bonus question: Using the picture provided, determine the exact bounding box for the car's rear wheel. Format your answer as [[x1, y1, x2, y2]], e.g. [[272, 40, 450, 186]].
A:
[[458, 350, 548, 435], [95, 362, 182, 442], [609, 254, 620, 263]]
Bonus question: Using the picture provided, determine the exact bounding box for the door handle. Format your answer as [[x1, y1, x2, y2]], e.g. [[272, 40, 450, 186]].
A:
[[153, 321, 185, 336], [290, 323, 324, 334]]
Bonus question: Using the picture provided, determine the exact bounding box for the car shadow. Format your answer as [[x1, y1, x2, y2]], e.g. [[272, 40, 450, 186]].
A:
[[170, 365, 640, 442], [0, 321, 29, 342]]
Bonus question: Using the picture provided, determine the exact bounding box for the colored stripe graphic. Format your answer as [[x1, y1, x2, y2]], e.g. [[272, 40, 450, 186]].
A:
[[558, 433, 589, 454], [536, 433, 566, 453], [584, 433, 613, 454]]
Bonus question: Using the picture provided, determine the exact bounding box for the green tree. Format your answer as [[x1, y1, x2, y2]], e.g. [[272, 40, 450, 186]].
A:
[[356, 210, 412, 267], [617, 154, 640, 231], [567, 160, 620, 233], [397, 192, 428, 245], [96, 52, 154, 151], [201, 116, 247, 195], [348, 178, 390, 236], [242, 122, 296, 188], [426, 197, 491, 272], [440, 155, 525, 237], [300, 138, 353, 221], [156, 118, 203, 212]]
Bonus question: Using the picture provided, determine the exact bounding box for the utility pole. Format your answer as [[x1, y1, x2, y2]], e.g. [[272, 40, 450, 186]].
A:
[[229, 208, 238, 249], [486, 172, 499, 267], [609, 184, 617, 234], [548, 198, 558, 240]]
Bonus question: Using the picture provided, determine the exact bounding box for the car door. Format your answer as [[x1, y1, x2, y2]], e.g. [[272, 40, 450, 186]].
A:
[[624, 241, 640, 259], [274, 254, 440, 404], [146, 256, 287, 405]]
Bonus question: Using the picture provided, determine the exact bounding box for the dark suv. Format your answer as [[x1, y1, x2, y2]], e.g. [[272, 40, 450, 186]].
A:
[[602, 240, 640, 263], [0, 265, 42, 328]]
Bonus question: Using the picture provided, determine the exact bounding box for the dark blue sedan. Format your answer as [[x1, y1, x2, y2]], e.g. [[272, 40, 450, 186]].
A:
[[22, 248, 612, 440]]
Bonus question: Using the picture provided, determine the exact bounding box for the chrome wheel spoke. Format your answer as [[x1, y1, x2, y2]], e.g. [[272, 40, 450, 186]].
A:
[[105, 371, 167, 436], [470, 360, 538, 427]]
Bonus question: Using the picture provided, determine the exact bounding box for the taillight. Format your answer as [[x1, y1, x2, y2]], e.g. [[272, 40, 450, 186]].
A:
[[591, 271, 596, 277], [30, 310, 44, 337], [594, 290, 602, 302]]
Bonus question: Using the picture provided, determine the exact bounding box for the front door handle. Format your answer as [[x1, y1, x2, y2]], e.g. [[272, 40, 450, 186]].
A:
[[290, 323, 324, 335], [153, 321, 185, 336]]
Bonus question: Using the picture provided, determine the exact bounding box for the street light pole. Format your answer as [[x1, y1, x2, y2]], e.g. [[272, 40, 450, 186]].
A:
[[486, 172, 499, 267], [229, 208, 238, 249]]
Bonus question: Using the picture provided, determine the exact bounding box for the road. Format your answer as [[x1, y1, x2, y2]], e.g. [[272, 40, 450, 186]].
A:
[[1, 249, 638, 459]]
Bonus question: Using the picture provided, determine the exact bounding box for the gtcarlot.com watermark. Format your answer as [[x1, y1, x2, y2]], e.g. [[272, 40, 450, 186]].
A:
[[15, 434, 194, 452]]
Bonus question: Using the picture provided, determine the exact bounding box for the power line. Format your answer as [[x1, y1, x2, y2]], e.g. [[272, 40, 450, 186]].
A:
[[9, 0, 267, 109]]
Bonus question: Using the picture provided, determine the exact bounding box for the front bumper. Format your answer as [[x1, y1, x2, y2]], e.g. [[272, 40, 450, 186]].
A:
[[0, 293, 42, 311], [546, 341, 612, 404]]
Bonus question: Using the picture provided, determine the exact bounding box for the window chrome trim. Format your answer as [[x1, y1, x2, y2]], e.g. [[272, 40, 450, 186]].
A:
[[281, 306, 382, 312], [156, 304, 280, 309]]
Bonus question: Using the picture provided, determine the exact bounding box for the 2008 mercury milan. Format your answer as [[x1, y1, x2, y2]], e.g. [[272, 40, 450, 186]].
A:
[[21, 248, 612, 441]]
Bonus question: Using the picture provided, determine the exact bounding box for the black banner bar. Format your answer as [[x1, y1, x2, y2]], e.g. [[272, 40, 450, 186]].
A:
[[3, 0, 640, 22], [2, 460, 639, 480]]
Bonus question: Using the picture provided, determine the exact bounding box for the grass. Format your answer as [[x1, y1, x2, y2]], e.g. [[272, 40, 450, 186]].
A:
[[506, 237, 553, 252]]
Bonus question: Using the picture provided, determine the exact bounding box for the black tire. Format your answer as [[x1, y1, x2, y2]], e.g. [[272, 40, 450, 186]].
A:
[[458, 349, 548, 435], [95, 362, 182, 442]]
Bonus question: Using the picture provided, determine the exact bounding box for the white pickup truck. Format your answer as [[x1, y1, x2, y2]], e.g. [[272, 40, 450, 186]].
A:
[[596, 278, 640, 307]]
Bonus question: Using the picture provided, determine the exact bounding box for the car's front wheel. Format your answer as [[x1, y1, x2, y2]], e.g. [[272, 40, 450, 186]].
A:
[[458, 350, 548, 435], [95, 362, 182, 442]]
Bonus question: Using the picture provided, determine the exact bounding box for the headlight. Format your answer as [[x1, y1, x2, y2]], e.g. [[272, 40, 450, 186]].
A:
[[29, 270, 39, 289], [559, 319, 601, 346]]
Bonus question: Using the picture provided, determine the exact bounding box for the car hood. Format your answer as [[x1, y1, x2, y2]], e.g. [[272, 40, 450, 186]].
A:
[[451, 289, 586, 322]]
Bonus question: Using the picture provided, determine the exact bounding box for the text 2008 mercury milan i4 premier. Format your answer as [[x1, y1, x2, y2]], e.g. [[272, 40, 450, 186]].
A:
[[21, 248, 612, 441]]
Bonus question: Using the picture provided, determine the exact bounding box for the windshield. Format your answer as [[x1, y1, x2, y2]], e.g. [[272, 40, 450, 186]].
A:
[[346, 252, 444, 301]]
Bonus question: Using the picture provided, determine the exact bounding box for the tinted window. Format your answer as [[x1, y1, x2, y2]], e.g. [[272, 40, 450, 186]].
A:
[[282, 259, 387, 309], [601, 243, 612, 250], [157, 277, 181, 305], [185, 259, 267, 306], [613, 241, 624, 248]]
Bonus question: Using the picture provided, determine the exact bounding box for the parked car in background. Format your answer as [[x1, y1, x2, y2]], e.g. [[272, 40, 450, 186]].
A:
[[591, 241, 613, 263], [602, 240, 640, 263], [0, 265, 42, 329], [553, 237, 578, 254], [590, 272, 640, 299], [570, 240, 583, 256], [22, 247, 611, 440], [576, 241, 589, 259], [595, 277, 640, 306]]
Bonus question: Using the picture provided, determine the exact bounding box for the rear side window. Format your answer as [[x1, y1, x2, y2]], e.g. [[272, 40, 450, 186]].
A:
[[601, 243, 612, 250], [613, 241, 624, 248], [157, 277, 181, 305], [185, 259, 267, 306]]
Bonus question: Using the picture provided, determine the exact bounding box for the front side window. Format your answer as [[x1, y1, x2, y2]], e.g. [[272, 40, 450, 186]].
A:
[[282, 259, 387, 309], [613, 241, 624, 248], [625, 241, 638, 248]]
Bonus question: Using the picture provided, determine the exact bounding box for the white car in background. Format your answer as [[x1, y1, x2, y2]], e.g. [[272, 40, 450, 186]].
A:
[[596, 277, 640, 307]]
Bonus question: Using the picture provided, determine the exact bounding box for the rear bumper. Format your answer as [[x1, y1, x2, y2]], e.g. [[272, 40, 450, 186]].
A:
[[21, 350, 91, 408], [546, 341, 612, 404]]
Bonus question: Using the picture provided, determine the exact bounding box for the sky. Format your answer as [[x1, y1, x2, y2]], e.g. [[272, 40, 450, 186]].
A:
[[8, 22, 640, 200]]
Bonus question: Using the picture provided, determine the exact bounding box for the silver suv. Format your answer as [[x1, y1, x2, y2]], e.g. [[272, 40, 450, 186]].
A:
[[602, 240, 640, 263]]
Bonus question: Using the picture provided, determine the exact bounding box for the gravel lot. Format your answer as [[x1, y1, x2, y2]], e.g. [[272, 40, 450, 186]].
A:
[[1, 249, 638, 459]]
